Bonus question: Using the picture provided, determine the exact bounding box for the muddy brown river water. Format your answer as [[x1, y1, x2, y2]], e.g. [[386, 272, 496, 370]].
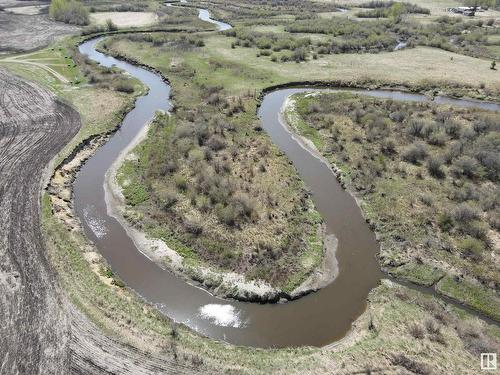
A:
[[75, 11, 499, 348]]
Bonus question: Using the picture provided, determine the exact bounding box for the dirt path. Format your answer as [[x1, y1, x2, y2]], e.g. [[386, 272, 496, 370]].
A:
[[0, 57, 70, 83]]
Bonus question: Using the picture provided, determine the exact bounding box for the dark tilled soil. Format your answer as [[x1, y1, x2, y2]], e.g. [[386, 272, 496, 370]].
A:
[[0, 68, 77, 373], [0, 11, 78, 52]]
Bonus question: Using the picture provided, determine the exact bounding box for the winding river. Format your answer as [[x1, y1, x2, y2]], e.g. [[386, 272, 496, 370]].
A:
[[75, 10, 499, 348]]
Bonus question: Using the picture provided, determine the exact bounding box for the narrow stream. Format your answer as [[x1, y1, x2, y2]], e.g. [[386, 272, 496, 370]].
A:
[[74, 11, 499, 349]]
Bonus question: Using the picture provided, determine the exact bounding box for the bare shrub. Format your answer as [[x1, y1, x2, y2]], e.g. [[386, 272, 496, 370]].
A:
[[427, 132, 447, 146], [453, 156, 481, 179], [407, 119, 426, 137], [460, 237, 485, 261], [162, 191, 178, 211], [392, 354, 430, 375], [114, 81, 134, 93], [207, 135, 226, 151], [184, 218, 203, 236], [452, 203, 479, 223], [106, 18, 118, 31], [381, 138, 397, 155], [419, 193, 433, 206], [217, 204, 237, 226], [233, 192, 256, 219], [457, 322, 497, 355], [462, 220, 488, 240], [427, 156, 445, 179], [174, 174, 188, 192], [409, 323, 425, 339], [207, 93, 221, 106], [389, 111, 406, 122], [443, 141, 463, 164], [402, 142, 428, 164], [444, 120, 462, 139], [475, 149, 500, 182], [437, 212, 453, 231], [425, 319, 440, 335]]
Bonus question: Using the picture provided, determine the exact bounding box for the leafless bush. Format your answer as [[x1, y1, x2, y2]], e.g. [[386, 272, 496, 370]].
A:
[[452, 156, 481, 179], [392, 354, 430, 375], [427, 156, 445, 179], [457, 322, 497, 355], [409, 323, 425, 339], [402, 142, 428, 164], [452, 203, 479, 223], [207, 134, 226, 151]]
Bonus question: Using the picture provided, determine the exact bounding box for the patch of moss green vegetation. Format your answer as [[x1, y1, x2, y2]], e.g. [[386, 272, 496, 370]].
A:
[[287, 91, 499, 318], [437, 276, 500, 321], [390, 263, 445, 287]]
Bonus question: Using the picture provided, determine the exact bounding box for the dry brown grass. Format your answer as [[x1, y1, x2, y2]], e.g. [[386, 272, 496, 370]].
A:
[[90, 11, 159, 28]]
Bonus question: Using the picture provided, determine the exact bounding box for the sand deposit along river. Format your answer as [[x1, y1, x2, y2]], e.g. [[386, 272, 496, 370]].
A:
[[75, 10, 499, 348]]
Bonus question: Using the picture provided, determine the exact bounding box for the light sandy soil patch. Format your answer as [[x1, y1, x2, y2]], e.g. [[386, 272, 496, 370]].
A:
[[90, 12, 159, 28], [4, 4, 47, 15]]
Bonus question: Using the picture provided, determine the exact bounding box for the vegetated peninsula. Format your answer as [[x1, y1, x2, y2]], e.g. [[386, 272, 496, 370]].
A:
[[285, 92, 500, 319], [111, 74, 328, 302]]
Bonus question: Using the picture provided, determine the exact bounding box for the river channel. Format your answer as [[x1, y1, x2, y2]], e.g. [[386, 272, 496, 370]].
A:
[[75, 9, 499, 348]]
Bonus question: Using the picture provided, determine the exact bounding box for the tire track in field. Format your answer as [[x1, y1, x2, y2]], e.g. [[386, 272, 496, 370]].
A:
[[0, 68, 78, 374]]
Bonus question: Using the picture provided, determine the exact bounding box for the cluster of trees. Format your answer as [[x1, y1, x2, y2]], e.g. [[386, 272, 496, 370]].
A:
[[227, 29, 310, 51], [202, 0, 341, 21], [144, 102, 258, 232], [74, 47, 135, 93], [356, 1, 430, 18], [296, 93, 499, 268], [87, 2, 148, 13], [288, 18, 400, 54], [226, 28, 312, 61], [283, 14, 498, 58], [120, 33, 205, 48], [463, 0, 500, 8], [49, 0, 89, 25]]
